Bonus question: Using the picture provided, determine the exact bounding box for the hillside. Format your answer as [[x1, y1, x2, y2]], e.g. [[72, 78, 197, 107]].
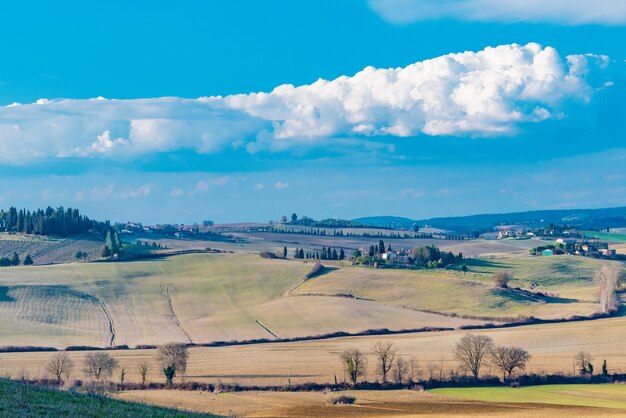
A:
[[0, 379, 213, 417], [0, 253, 487, 348], [356, 206, 626, 233], [0, 233, 105, 265]]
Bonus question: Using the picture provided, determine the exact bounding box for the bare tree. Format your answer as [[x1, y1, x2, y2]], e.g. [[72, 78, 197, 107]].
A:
[[83, 352, 119, 380], [46, 352, 74, 382], [595, 265, 622, 313], [408, 357, 422, 383], [455, 334, 495, 382], [137, 363, 149, 385], [340, 348, 366, 386], [157, 343, 189, 385], [392, 357, 409, 384], [574, 351, 593, 375], [372, 341, 397, 383], [494, 272, 512, 288], [490, 346, 531, 380]]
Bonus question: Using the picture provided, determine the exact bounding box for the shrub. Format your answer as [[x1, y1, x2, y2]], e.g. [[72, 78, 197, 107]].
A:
[[329, 395, 356, 405], [494, 272, 511, 288]]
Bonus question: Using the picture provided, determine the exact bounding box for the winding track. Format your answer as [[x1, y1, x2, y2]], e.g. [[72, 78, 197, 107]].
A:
[[95, 296, 116, 347], [164, 284, 193, 343]]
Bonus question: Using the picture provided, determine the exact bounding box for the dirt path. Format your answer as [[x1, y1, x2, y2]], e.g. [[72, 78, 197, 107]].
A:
[[95, 296, 116, 347], [164, 284, 193, 343], [255, 319, 279, 339]]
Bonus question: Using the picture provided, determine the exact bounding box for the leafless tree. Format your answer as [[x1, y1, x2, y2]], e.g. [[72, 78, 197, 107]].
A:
[[392, 357, 409, 384], [455, 334, 495, 382], [595, 265, 622, 313], [83, 352, 119, 380], [490, 346, 531, 380], [46, 352, 74, 382], [372, 341, 397, 383], [137, 363, 149, 385], [407, 357, 422, 383], [426, 362, 439, 380], [157, 343, 189, 384], [340, 348, 366, 386], [574, 351, 593, 375], [494, 272, 511, 288]]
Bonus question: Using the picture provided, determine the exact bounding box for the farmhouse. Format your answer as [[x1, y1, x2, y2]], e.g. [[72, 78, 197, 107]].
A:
[[541, 249, 554, 256], [556, 238, 577, 245]]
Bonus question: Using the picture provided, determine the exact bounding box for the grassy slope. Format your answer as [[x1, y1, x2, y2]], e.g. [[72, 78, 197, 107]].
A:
[[0, 379, 214, 417], [0, 253, 484, 348], [583, 231, 626, 243], [293, 255, 624, 318], [432, 384, 626, 409]]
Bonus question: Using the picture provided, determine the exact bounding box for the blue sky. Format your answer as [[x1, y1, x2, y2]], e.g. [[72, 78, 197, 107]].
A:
[[0, 0, 625, 224]]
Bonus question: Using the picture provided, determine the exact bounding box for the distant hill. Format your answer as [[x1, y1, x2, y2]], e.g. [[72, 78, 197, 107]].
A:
[[352, 216, 418, 230], [355, 206, 626, 233]]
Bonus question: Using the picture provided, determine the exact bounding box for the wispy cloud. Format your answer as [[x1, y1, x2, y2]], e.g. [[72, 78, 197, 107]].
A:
[[369, 0, 626, 25], [274, 181, 289, 190]]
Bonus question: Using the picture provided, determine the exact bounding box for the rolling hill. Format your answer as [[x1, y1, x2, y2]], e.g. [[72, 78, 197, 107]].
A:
[[356, 205, 626, 233]]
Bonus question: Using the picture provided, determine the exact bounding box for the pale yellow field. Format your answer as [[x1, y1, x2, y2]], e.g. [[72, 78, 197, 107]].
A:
[[0, 253, 486, 348], [115, 389, 622, 417], [3, 315, 626, 386]]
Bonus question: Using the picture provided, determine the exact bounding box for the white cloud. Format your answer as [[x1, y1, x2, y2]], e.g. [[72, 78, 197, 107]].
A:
[[274, 181, 289, 190], [254, 183, 264, 190], [369, 0, 626, 25], [170, 188, 184, 197], [0, 43, 610, 163]]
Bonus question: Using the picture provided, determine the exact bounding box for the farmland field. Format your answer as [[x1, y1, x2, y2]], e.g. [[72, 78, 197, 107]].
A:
[[5, 314, 626, 387], [583, 230, 626, 243], [116, 388, 621, 417], [0, 253, 488, 348], [0, 232, 105, 265], [433, 384, 626, 410], [292, 254, 623, 318]]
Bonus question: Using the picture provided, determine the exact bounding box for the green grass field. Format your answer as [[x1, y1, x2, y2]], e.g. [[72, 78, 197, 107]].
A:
[[293, 254, 623, 318], [433, 384, 626, 410], [583, 230, 626, 243], [0, 379, 214, 417]]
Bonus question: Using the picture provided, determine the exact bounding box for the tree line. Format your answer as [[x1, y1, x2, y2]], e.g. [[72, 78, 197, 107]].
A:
[[293, 246, 345, 260], [0, 207, 109, 236]]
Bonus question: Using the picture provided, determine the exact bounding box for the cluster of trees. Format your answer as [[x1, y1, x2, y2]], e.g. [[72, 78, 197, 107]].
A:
[[413, 245, 463, 268], [573, 351, 611, 376], [0, 252, 33, 267], [340, 341, 420, 386], [44, 343, 189, 386], [293, 246, 345, 260], [101, 227, 123, 259], [0, 207, 108, 236], [340, 335, 532, 386], [261, 225, 427, 239], [279, 214, 388, 230], [135, 241, 166, 249]]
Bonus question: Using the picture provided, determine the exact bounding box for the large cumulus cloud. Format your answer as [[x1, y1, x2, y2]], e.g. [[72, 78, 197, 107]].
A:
[[0, 43, 610, 163]]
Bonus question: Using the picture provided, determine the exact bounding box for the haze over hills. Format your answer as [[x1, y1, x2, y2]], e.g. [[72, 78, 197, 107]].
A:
[[355, 206, 626, 233]]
